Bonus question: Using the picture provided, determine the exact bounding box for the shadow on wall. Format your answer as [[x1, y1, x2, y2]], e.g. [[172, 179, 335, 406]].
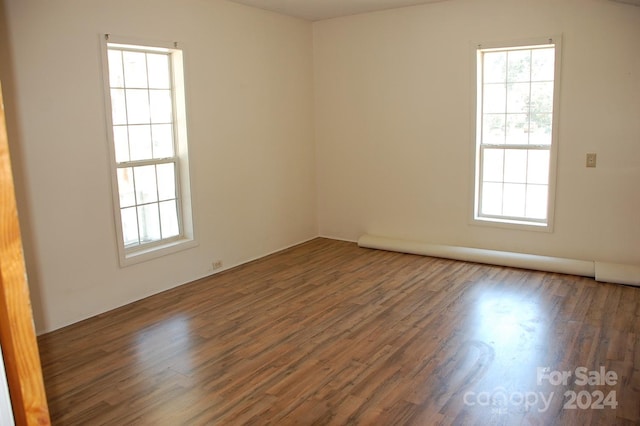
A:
[[0, 0, 48, 331]]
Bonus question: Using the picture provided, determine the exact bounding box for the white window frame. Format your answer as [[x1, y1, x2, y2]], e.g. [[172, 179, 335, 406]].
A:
[[101, 35, 197, 266], [471, 36, 562, 232]]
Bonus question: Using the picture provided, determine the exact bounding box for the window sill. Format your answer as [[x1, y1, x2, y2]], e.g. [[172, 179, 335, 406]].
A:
[[120, 238, 198, 267], [472, 216, 553, 233]]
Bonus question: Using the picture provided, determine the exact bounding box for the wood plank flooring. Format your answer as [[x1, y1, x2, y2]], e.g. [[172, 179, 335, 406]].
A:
[[38, 238, 640, 425]]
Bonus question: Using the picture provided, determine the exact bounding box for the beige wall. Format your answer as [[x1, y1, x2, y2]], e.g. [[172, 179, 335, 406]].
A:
[[314, 0, 640, 265], [3, 0, 317, 332]]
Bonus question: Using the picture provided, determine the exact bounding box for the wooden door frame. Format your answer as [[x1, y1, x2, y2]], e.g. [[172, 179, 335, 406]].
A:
[[0, 83, 50, 424]]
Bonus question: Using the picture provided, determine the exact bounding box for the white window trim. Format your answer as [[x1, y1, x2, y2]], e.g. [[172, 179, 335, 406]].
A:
[[100, 35, 197, 266], [470, 35, 562, 233]]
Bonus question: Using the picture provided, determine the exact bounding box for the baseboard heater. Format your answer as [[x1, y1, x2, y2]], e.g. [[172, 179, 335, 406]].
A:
[[357, 234, 640, 287]]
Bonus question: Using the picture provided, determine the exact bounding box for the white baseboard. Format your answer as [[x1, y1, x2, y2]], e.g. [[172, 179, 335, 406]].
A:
[[595, 262, 640, 286], [357, 234, 639, 287]]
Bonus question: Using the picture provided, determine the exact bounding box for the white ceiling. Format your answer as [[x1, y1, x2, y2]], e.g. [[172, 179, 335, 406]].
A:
[[227, 0, 640, 21], [614, 0, 640, 5], [227, 0, 449, 21]]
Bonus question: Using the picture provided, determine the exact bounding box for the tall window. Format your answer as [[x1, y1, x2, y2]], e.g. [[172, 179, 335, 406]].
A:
[[102, 36, 195, 265], [474, 37, 561, 229]]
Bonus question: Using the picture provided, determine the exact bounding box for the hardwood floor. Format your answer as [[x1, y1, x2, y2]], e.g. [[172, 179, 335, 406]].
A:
[[38, 238, 640, 425]]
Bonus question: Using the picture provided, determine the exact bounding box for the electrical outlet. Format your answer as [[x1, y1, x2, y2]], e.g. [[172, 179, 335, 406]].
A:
[[586, 153, 597, 168], [212, 260, 223, 270]]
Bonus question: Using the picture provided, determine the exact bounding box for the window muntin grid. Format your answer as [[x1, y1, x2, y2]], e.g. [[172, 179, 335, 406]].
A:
[[476, 44, 556, 225], [107, 46, 182, 249]]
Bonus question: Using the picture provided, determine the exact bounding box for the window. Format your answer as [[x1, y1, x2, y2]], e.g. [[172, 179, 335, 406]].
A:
[[102, 36, 196, 265], [473, 37, 561, 230]]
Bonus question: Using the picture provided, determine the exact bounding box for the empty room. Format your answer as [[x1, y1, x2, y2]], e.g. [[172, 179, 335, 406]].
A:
[[1, 0, 639, 424]]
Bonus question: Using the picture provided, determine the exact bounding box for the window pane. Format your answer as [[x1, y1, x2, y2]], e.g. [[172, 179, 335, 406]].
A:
[[525, 184, 548, 219], [108, 50, 124, 87], [138, 203, 160, 243], [107, 43, 191, 253], [527, 150, 550, 184], [117, 168, 136, 207], [110, 89, 127, 125], [126, 89, 151, 124], [113, 126, 130, 162], [157, 163, 176, 201], [481, 182, 502, 216], [121, 207, 139, 246], [476, 44, 557, 226], [482, 114, 505, 145], [134, 165, 158, 204], [483, 84, 506, 113], [483, 52, 506, 83], [530, 82, 553, 113], [147, 54, 171, 89], [506, 114, 529, 145], [152, 124, 174, 158], [504, 149, 527, 183], [531, 48, 555, 81], [506, 83, 529, 114], [160, 200, 179, 238], [122, 51, 148, 88], [149, 90, 173, 123], [128, 125, 153, 161], [507, 50, 531, 82], [503, 183, 526, 217], [482, 149, 504, 182], [529, 113, 552, 145]]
